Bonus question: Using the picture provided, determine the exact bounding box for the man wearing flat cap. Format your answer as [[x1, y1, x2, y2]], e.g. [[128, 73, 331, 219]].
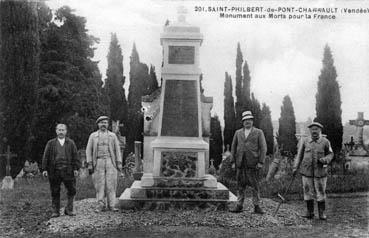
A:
[[293, 122, 333, 220], [230, 111, 267, 214], [86, 116, 122, 212]]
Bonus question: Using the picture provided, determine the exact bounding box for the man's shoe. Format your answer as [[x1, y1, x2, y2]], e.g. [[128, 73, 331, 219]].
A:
[[51, 212, 60, 218], [302, 200, 314, 219], [318, 201, 327, 220], [64, 210, 76, 216], [230, 204, 243, 213], [254, 205, 264, 214], [109, 207, 119, 212]]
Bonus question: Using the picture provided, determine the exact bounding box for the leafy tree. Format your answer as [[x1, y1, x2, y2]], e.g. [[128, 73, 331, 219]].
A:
[[210, 115, 223, 169], [235, 43, 243, 128], [277, 95, 298, 156], [105, 33, 128, 128], [223, 72, 236, 149], [0, 0, 40, 176], [260, 103, 274, 155], [31, 6, 108, 163], [315, 45, 343, 155]]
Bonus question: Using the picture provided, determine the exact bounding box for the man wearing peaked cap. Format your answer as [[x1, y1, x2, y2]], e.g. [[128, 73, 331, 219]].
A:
[[230, 111, 267, 214], [293, 121, 333, 220], [86, 116, 122, 212]]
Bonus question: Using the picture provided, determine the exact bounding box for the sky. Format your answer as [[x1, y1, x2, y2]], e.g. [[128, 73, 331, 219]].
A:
[[47, 0, 369, 125]]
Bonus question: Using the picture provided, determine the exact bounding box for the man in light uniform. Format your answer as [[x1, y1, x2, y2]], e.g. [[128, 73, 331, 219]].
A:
[[86, 116, 122, 212], [230, 111, 267, 214], [293, 122, 333, 220]]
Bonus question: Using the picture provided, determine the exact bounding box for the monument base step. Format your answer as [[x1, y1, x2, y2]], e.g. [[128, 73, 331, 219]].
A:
[[130, 180, 229, 200], [119, 182, 237, 211]]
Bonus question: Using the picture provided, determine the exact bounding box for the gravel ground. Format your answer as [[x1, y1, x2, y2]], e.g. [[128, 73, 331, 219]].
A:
[[46, 197, 311, 235]]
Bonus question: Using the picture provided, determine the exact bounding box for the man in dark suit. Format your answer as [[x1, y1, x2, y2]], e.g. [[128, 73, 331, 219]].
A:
[[230, 111, 267, 214], [42, 123, 80, 218]]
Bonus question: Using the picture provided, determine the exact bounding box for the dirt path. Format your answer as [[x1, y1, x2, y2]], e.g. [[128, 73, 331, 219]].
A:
[[88, 193, 368, 238]]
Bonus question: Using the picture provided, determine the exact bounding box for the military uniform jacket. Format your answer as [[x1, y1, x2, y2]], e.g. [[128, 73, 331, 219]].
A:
[[231, 127, 267, 169], [294, 136, 334, 178]]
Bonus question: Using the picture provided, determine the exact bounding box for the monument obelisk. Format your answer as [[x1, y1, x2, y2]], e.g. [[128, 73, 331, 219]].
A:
[[120, 8, 236, 209]]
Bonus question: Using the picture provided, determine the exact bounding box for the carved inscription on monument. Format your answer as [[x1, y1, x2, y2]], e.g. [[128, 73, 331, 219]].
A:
[[161, 80, 198, 137], [168, 46, 195, 64]]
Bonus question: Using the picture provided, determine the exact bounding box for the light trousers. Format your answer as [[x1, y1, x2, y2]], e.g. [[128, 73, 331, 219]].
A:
[[302, 176, 327, 201], [92, 157, 118, 208]]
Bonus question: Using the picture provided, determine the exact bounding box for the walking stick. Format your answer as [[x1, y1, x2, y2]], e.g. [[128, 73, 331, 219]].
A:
[[273, 173, 297, 216]]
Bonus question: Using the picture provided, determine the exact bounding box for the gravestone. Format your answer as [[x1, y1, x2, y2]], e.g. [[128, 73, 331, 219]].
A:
[[1, 146, 17, 190], [120, 7, 236, 210], [348, 112, 369, 156]]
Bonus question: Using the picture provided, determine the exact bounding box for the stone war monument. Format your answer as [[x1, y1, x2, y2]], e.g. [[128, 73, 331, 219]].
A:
[[120, 8, 236, 210], [348, 112, 369, 157]]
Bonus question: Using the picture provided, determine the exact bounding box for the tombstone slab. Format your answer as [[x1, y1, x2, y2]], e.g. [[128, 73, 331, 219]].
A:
[[1, 176, 14, 190]]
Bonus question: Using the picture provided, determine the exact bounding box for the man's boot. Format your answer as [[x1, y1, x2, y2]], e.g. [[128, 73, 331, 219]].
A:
[[64, 196, 76, 216], [254, 205, 264, 214], [302, 200, 314, 219], [51, 199, 60, 218], [230, 204, 243, 213], [318, 200, 327, 220]]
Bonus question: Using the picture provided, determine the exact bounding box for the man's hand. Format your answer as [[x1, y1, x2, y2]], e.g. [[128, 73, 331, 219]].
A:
[[256, 163, 263, 170], [292, 168, 298, 177], [42, 171, 48, 177], [88, 163, 94, 175], [117, 162, 123, 172], [318, 157, 327, 164], [73, 170, 79, 177]]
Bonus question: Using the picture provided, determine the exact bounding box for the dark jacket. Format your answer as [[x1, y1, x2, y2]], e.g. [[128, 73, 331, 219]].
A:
[[231, 127, 267, 169], [294, 136, 334, 178], [42, 137, 80, 178]]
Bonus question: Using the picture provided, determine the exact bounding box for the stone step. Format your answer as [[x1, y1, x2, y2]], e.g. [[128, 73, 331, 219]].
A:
[[130, 181, 229, 200], [119, 187, 237, 210]]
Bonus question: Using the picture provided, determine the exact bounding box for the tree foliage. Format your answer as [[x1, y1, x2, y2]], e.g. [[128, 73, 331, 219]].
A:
[[223, 72, 236, 149], [127, 43, 151, 152], [31, 6, 108, 163], [277, 95, 297, 156], [105, 33, 127, 126], [260, 103, 274, 155], [234, 42, 244, 128], [0, 0, 40, 176], [251, 93, 261, 128], [315, 45, 343, 154], [210, 115, 223, 169]]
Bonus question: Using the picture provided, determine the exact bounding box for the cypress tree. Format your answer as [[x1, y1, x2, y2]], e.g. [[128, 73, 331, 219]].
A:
[[147, 65, 159, 95], [242, 60, 252, 111], [223, 72, 236, 149], [235, 42, 243, 128], [0, 0, 40, 176], [260, 103, 274, 155], [210, 115, 223, 169], [127, 43, 149, 152], [251, 93, 261, 128], [315, 45, 343, 154], [278, 95, 298, 156], [105, 33, 128, 128]]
